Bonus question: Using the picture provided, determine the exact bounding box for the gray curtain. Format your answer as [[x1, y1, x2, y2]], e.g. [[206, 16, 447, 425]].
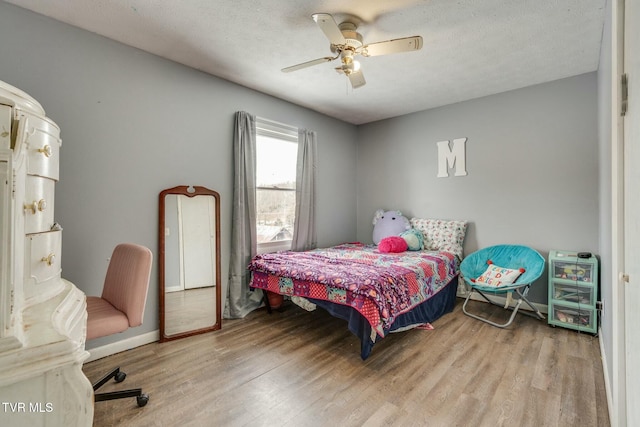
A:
[[225, 111, 263, 318], [292, 129, 317, 251]]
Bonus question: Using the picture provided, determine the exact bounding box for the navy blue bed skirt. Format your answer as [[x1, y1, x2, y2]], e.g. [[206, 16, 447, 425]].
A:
[[309, 274, 459, 360]]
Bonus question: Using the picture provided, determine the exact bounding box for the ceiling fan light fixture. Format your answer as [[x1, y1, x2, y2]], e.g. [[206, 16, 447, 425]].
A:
[[340, 53, 360, 75]]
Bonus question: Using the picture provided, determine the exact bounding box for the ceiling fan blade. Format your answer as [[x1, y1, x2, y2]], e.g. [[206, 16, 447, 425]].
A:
[[282, 56, 336, 73], [362, 36, 423, 57], [312, 13, 346, 46], [348, 71, 366, 89]]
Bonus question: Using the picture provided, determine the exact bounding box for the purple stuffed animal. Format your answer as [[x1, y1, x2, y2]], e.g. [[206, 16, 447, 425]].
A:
[[372, 209, 411, 244]]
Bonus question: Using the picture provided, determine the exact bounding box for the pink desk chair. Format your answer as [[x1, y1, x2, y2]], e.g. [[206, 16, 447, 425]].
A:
[[86, 243, 153, 407]]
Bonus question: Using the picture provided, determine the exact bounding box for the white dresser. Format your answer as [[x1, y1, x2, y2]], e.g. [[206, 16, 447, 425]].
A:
[[0, 81, 93, 426]]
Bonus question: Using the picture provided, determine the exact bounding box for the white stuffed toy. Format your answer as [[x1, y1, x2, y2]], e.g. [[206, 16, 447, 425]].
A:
[[372, 209, 411, 245]]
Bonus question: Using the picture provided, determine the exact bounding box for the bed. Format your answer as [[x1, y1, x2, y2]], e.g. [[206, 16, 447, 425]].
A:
[[248, 218, 468, 359]]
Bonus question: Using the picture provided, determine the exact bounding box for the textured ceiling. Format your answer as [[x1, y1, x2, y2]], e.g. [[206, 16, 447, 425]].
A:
[[4, 0, 606, 124]]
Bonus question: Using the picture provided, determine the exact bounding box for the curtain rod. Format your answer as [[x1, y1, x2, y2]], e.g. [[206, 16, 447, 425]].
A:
[[256, 116, 299, 132]]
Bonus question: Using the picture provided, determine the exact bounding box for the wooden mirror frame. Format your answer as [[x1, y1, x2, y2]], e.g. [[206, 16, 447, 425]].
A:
[[159, 185, 221, 342]]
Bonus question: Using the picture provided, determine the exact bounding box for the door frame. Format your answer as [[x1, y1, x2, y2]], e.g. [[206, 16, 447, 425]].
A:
[[611, 0, 639, 425]]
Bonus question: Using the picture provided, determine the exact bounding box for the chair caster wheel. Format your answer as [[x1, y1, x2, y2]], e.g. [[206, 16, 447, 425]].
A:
[[137, 394, 149, 407], [114, 372, 126, 383]]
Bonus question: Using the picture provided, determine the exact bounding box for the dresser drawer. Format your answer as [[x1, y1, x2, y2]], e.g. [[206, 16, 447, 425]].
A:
[[24, 175, 55, 234], [21, 111, 60, 180], [24, 230, 62, 290]]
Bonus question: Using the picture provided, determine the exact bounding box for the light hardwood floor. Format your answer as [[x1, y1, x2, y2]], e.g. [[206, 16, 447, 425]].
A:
[[83, 299, 609, 427]]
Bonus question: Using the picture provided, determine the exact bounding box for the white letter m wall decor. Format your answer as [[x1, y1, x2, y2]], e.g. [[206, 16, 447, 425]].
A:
[[436, 138, 468, 177]]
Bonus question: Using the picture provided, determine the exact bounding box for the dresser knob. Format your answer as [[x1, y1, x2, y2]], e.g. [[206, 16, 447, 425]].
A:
[[38, 144, 52, 157], [41, 253, 56, 266], [24, 201, 37, 214], [24, 199, 47, 214]]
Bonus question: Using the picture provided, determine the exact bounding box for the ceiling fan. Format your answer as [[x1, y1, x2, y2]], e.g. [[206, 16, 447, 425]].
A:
[[282, 13, 423, 89]]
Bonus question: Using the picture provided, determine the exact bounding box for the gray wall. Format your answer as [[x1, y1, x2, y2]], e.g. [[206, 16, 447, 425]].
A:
[[356, 73, 599, 304], [0, 3, 358, 349]]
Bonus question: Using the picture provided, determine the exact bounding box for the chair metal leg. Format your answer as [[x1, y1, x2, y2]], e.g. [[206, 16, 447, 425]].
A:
[[92, 366, 149, 407], [92, 367, 125, 391], [94, 388, 143, 401], [514, 286, 546, 321], [462, 285, 545, 328]]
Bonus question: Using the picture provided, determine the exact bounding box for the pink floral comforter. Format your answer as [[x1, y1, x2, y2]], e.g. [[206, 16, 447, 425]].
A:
[[248, 243, 459, 337]]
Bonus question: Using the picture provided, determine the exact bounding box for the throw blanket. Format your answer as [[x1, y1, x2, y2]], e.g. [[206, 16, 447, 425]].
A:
[[248, 243, 459, 337]]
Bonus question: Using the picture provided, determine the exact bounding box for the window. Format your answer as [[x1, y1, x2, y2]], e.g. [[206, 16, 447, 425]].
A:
[[256, 118, 298, 253]]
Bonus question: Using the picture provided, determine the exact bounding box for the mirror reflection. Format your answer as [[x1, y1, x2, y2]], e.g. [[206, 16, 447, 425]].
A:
[[159, 185, 221, 341]]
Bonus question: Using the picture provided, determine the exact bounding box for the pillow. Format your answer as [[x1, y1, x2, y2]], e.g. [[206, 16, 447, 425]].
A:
[[473, 261, 525, 287], [378, 236, 408, 253], [409, 218, 468, 258], [400, 228, 424, 251]]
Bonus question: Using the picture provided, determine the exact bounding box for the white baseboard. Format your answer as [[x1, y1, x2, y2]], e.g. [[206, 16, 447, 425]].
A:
[[85, 330, 159, 363], [460, 291, 549, 315], [599, 328, 614, 427]]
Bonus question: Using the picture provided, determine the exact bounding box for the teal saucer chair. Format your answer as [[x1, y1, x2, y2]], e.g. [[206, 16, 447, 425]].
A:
[[460, 244, 546, 328]]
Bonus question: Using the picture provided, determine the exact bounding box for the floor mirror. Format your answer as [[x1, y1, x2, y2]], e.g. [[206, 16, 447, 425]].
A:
[[159, 185, 221, 342]]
